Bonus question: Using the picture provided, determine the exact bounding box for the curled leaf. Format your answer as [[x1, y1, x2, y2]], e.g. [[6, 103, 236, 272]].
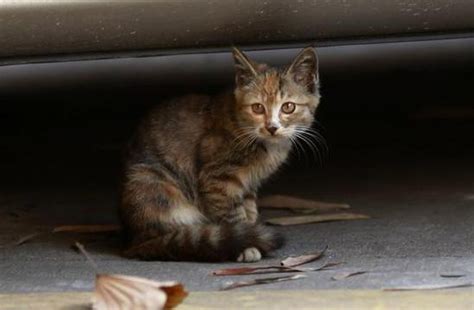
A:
[[213, 247, 328, 276], [93, 274, 187, 310], [221, 274, 307, 291], [280, 247, 327, 267]]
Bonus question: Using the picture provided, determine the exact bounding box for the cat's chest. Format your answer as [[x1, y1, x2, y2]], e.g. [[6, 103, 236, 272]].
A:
[[237, 143, 290, 190]]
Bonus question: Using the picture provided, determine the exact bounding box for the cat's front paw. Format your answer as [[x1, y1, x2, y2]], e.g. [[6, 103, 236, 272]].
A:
[[236, 247, 262, 262]]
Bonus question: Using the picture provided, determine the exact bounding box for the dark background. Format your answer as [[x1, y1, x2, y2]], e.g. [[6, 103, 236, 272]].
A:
[[0, 38, 472, 189]]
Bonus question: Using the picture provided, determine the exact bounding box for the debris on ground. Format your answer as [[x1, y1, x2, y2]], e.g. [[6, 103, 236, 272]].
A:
[[53, 224, 121, 233], [221, 274, 307, 291], [213, 247, 329, 276], [440, 274, 466, 278], [258, 195, 350, 212], [331, 271, 367, 281], [75, 242, 187, 309], [266, 212, 370, 226], [384, 283, 473, 291], [94, 274, 187, 310]]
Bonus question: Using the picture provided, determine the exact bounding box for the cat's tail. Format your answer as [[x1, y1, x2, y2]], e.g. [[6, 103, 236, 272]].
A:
[[123, 223, 284, 262]]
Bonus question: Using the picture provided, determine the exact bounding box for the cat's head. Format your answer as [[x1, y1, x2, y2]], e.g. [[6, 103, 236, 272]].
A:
[[232, 47, 320, 144]]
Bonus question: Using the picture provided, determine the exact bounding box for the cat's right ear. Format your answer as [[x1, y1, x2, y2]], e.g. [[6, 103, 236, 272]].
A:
[[232, 47, 258, 87]]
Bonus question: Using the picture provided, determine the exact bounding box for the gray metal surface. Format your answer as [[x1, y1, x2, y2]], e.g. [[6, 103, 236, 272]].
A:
[[1, 0, 473, 64]]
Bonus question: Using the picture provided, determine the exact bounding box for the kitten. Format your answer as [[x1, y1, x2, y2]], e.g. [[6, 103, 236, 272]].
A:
[[120, 47, 321, 262]]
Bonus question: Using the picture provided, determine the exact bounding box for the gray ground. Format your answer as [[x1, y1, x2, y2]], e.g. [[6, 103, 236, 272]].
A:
[[0, 141, 473, 293], [0, 52, 473, 293]]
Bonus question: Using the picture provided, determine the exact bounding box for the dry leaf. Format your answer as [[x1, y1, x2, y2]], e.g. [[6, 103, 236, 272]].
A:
[[214, 261, 341, 276], [15, 232, 41, 246], [93, 274, 188, 310], [213, 266, 290, 276], [0, 232, 42, 248], [384, 283, 473, 291], [213, 247, 328, 276], [221, 274, 306, 291], [280, 247, 327, 267], [440, 274, 466, 278], [331, 271, 367, 281], [53, 224, 121, 233], [258, 195, 350, 211], [266, 212, 370, 226]]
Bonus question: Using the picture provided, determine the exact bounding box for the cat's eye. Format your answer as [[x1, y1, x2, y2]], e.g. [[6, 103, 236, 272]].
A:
[[251, 103, 265, 114], [281, 102, 296, 114]]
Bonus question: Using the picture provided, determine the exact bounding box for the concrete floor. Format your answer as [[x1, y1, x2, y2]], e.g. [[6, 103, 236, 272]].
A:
[[0, 54, 473, 295], [0, 120, 473, 293]]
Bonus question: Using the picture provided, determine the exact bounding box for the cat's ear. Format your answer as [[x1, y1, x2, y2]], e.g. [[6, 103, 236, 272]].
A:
[[232, 47, 258, 87], [285, 47, 319, 93]]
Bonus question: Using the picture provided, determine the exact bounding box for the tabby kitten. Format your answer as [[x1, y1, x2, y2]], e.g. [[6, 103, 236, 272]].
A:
[[120, 47, 321, 262]]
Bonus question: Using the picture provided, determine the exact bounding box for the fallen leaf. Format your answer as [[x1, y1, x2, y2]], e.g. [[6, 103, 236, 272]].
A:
[[280, 246, 327, 267], [0, 232, 42, 248], [15, 232, 41, 246], [93, 274, 188, 310], [53, 224, 121, 233], [214, 261, 342, 276], [384, 283, 473, 291], [258, 195, 350, 211], [73, 242, 187, 309], [221, 274, 306, 291], [331, 271, 367, 281], [266, 213, 370, 226], [440, 274, 466, 278], [213, 266, 289, 276], [213, 247, 328, 276]]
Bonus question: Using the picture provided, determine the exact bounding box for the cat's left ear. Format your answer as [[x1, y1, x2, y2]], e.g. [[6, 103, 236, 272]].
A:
[[285, 47, 319, 93], [232, 47, 258, 88]]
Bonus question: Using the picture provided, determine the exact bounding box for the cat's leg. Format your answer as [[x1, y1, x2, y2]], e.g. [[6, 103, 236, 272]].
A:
[[241, 192, 258, 224], [199, 177, 263, 262]]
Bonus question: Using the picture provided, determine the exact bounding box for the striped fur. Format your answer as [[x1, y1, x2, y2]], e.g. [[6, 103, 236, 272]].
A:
[[120, 47, 320, 262]]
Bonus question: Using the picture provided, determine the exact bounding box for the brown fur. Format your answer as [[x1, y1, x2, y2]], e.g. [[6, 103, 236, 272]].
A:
[[120, 47, 321, 262]]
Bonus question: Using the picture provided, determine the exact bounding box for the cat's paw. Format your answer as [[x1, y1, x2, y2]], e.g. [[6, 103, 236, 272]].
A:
[[236, 247, 262, 262]]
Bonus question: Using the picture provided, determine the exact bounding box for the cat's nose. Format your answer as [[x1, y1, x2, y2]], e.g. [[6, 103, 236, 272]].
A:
[[266, 126, 279, 135]]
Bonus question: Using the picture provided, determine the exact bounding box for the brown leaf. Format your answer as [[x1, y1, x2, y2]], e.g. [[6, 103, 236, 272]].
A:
[[93, 274, 188, 310], [331, 271, 367, 281], [266, 212, 370, 226], [258, 195, 350, 211], [221, 274, 306, 291], [213, 247, 328, 276], [384, 283, 473, 291], [214, 261, 341, 276], [53, 224, 121, 233], [280, 246, 327, 267]]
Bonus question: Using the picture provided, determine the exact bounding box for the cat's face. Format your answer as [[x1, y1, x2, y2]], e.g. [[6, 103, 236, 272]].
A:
[[233, 47, 320, 144]]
